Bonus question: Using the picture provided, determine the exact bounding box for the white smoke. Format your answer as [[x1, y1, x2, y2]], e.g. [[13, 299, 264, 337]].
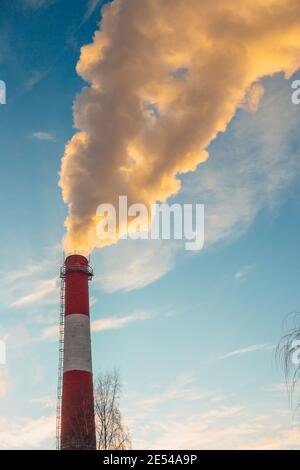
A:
[[59, 0, 300, 253]]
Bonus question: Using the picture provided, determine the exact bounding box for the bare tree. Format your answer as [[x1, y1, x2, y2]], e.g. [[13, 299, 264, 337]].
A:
[[94, 370, 132, 450], [276, 313, 300, 409]]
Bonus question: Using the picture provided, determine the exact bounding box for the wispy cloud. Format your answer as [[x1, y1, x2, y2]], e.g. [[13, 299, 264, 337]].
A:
[[39, 324, 58, 341], [263, 383, 288, 393], [137, 374, 205, 409], [0, 250, 60, 311], [241, 428, 300, 451], [24, 0, 56, 9], [97, 240, 178, 293], [30, 396, 56, 410], [31, 131, 56, 142], [40, 310, 154, 341], [5, 259, 55, 283], [0, 368, 12, 399], [24, 70, 49, 91], [10, 278, 58, 309], [124, 375, 296, 450], [91, 311, 154, 332], [82, 0, 103, 24], [150, 410, 300, 450], [234, 265, 255, 281], [0, 25, 11, 65], [220, 344, 274, 360], [262, 383, 300, 395], [0, 414, 55, 450]]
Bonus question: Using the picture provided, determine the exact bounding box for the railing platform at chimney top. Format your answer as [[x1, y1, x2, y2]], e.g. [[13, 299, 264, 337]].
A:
[[60, 263, 94, 280]]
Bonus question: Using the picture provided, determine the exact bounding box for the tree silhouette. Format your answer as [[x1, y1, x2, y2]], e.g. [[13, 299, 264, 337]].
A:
[[94, 370, 132, 450], [276, 313, 300, 407]]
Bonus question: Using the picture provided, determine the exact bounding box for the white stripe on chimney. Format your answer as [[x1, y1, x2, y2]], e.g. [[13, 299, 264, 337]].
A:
[[63, 314, 92, 373]]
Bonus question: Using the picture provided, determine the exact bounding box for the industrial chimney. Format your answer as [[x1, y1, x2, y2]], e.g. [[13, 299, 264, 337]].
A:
[[59, 254, 96, 450]]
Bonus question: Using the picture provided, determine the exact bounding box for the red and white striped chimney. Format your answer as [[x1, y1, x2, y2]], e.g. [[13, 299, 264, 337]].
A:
[[60, 254, 96, 450]]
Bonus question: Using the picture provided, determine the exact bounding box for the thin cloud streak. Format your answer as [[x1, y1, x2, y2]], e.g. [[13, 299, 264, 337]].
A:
[[24, 0, 56, 9], [97, 240, 178, 293], [1, 246, 61, 310], [91, 311, 154, 332], [10, 278, 58, 308], [221, 344, 274, 360], [4, 259, 56, 282], [31, 131, 56, 142], [40, 310, 155, 341], [82, 0, 103, 24], [234, 265, 256, 281]]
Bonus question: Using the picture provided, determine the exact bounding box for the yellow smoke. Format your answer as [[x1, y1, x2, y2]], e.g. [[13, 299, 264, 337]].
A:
[[59, 0, 300, 254]]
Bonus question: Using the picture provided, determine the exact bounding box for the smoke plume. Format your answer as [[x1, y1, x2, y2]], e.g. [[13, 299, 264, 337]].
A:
[[60, 0, 300, 254]]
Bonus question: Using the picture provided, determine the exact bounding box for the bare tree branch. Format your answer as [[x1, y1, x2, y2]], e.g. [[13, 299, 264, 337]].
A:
[[94, 370, 132, 450], [276, 313, 300, 409]]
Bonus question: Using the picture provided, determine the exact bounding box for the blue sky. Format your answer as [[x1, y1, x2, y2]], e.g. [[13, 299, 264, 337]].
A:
[[1, 0, 300, 449]]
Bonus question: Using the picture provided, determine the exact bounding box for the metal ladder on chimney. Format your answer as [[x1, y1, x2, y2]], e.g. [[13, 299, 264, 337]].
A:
[[56, 276, 65, 450]]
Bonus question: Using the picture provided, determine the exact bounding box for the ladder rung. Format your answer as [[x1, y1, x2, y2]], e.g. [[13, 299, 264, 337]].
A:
[[56, 276, 65, 450]]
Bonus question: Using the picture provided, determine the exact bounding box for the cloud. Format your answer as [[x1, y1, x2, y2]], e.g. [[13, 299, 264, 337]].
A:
[[30, 396, 56, 410], [91, 73, 300, 293], [0, 24, 11, 65], [263, 383, 288, 393], [241, 428, 300, 450], [0, 368, 12, 399], [24, 0, 56, 9], [2, 324, 36, 352], [9, 277, 58, 308], [40, 310, 154, 341], [0, 414, 55, 450], [0, 80, 6, 104], [95, 79, 300, 291], [24, 70, 50, 91], [31, 131, 56, 142], [234, 265, 255, 281], [0, 247, 61, 310], [91, 310, 154, 332], [149, 410, 300, 450], [124, 376, 298, 450], [5, 259, 55, 283], [240, 82, 265, 113], [136, 374, 205, 409], [82, 0, 103, 23], [184, 78, 300, 248], [39, 323, 59, 341], [95, 80, 299, 293], [221, 344, 274, 360], [97, 239, 178, 292], [59, 0, 300, 254]]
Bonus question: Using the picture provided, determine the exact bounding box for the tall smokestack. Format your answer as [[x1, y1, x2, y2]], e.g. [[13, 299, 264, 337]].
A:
[[60, 254, 96, 450]]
